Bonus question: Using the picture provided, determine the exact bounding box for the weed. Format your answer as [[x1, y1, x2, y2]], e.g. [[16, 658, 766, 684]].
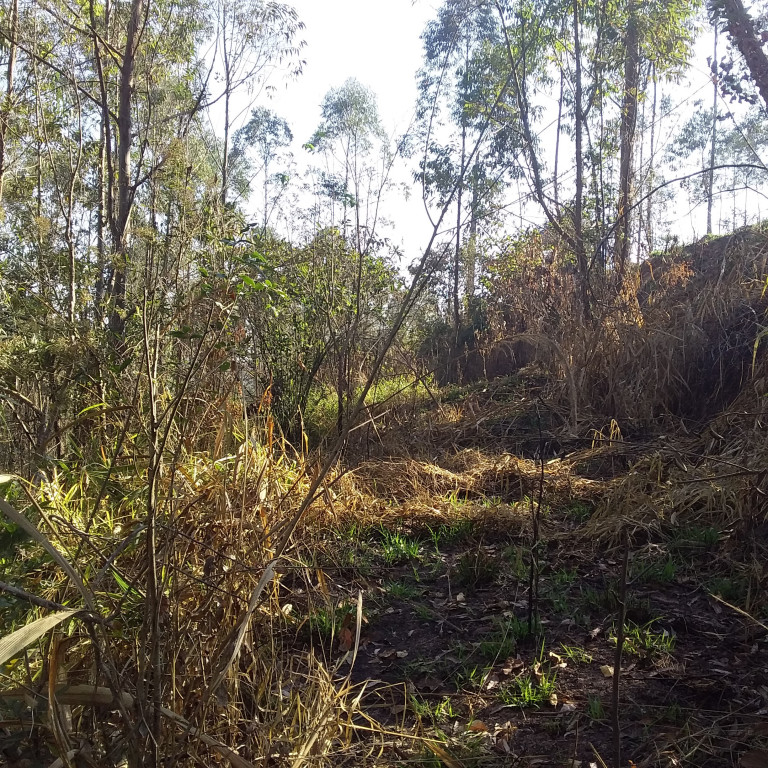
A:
[[503, 544, 528, 581], [453, 663, 489, 690], [611, 620, 675, 658], [306, 601, 358, 641], [707, 574, 748, 605], [670, 525, 720, 551], [560, 644, 593, 664], [379, 527, 421, 565], [631, 555, 677, 584], [659, 701, 686, 726], [551, 567, 578, 586], [409, 695, 456, 725], [566, 501, 593, 523], [588, 695, 606, 721], [386, 580, 421, 599], [476, 614, 540, 663], [499, 667, 557, 708], [478, 633, 516, 662], [427, 519, 475, 551], [413, 603, 437, 621], [455, 549, 499, 589]]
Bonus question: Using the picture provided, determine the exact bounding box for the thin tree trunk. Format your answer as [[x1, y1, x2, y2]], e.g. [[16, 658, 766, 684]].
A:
[[720, 0, 768, 110], [554, 68, 564, 207], [0, 0, 19, 204], [573, 0, 590, 318], [454, 124, 466, 338], [646, 65, 657, 254], [109, 0, 145, 337], [465, 163, 478, 319], [221, 12, 231, 208], [615, 7, 639, 289], [707, 27, 718, 235]]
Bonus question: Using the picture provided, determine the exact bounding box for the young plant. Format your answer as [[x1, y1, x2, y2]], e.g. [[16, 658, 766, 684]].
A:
[[379, 527, 421, 565]]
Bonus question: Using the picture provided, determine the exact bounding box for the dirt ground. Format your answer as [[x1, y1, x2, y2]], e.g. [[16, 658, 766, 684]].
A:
[[280, 379, 768, 768]]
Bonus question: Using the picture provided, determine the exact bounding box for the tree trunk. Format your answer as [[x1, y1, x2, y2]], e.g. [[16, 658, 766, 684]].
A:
[[707, 27, 718, 235], [646, 65, 657, 254], [109, 0, 145, 337], [554, 69, 564, 207], [465, 163, 479, 320], [615, 7, 639, 289], [573, 0, 590, 318], [718, 0, 768, 110], [0, 0, 19, 204]]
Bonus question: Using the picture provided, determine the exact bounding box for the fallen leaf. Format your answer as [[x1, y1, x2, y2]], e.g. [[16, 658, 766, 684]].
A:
[[468, 720, 488, 732], [396, 650, 409, 658], [338, 628, 353, 652], [600, 665, 614, 678]]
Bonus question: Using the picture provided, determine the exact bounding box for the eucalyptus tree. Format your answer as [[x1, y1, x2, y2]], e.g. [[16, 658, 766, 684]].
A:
[[610, 0, 699, 284], [416, 0, 506, 341], [710, 0, 768, 109], [209, 0, 303, 208], [307, 78, 398, 435], [0, 0, 19, 204], [308, 77, 388, 254], [487, 0, 698, 311], [232, 106, 293, 233]]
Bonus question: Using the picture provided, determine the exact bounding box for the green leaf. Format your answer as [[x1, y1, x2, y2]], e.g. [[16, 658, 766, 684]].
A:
[[0, 610, 79, 666]]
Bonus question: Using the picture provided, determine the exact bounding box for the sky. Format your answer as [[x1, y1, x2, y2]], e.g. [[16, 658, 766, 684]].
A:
[[250, 0, 440, 259]]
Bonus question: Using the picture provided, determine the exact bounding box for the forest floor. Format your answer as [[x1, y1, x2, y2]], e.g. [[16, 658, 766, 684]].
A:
[[281, 375, 768, 768]]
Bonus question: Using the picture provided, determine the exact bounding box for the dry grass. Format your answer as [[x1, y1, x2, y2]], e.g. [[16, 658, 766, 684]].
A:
[[3, 228, 768, 766]]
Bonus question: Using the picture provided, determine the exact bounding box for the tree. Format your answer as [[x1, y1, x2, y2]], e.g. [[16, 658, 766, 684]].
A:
[[308, 78, 387, 254], [232, 106, 293, 232], [417, 0, 505, 347], [211, 0, 304, 208], [711, 0, 768, 109]]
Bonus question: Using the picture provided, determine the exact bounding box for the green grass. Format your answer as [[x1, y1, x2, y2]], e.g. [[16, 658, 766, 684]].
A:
[[503, 544, 528, 581], [499, 668, 557, 708], [386, 579, 422, 599], [379, 527, 421, 565], [669, 525, 720, 551], [611, 620, 675, 658], [566, 500, 593, 523], [630, 555, 677, 584], [427, 518, 475, 551], [455, 549, 499, 589], [306, 601, 358, 641], [560, 644, 593, 664], [453, 663, 489, 691], [588, 695, 606, 722], [707, 574, 749, 605], [409, 695, 456, 726]]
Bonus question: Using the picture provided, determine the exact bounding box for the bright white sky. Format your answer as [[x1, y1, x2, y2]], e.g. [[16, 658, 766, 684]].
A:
[[253, 0, 440, 259]]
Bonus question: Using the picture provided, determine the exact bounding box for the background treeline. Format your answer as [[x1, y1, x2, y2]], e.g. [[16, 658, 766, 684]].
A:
[[2, 0, 768, 470]]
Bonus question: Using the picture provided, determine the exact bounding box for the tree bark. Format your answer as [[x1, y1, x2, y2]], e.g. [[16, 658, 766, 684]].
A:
[[708, 27, 719, 234], [573, 0, 590, 318], [109, 0, 145, 337], [718, 0, 768, 110], [0, 0, 19, 204], [615, 8, 640, 288]]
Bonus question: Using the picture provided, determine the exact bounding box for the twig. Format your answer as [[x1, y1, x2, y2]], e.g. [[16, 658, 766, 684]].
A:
[[612, 526, 630, 768]]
